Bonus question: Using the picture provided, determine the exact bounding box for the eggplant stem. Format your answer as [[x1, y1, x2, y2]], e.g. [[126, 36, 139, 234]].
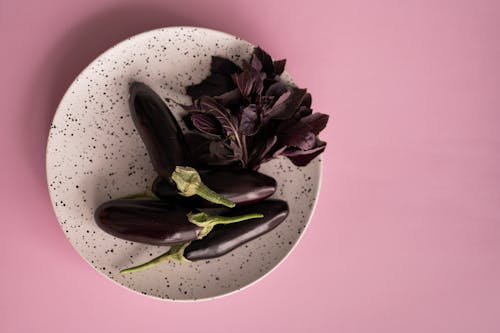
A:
[[188, 212, 264, 226], [171, 166, 235, 208], [195, 183, 235, 208], [120, 243, 190, 274], [188, 212, 264, 239]]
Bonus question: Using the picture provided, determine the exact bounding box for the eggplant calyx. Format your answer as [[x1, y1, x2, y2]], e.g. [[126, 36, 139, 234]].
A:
[[120, 243, 190, 274], [171, 166, 235, 208]]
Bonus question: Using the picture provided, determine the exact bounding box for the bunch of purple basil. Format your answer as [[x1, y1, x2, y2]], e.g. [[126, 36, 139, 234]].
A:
[[182, 47, 329, 170]]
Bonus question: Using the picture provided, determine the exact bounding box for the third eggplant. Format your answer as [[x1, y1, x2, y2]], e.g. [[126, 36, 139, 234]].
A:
[[152, 168, 277, 207]]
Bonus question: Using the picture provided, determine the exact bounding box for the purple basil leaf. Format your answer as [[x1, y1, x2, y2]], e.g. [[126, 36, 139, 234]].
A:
[[197, 139, 241, 166], [301, 113, 329, 135], [240, 104, 260, 136], [190, 113, 222, 136], [195, 96, 239, 138], [260, 95, 275, 107], [184, 131, 213, 166], [295, 106, 313, 119], [300, 92, 312, 108], [232, 66, 263, 97], [254, 47, 274, 77], [247, 136, 280, 170], [287, 149, 325, 166], [251, 54, 263, 72], [214, 88, 242, 108], [186, 73, 235, 99], [266, 87, 307, 120], [209, 141, 232, 160], [272, 90, 291, 109], [283, 140, 326, 157], [265, 81, 288, 97], [186, 56, 241, 100], [185, 131, 211, 151], [284, 140, 327, 166], [211, 56, 242, 75], [263, 77, 278, 92], [285, 131, 316, 150], [273, 59, 286, 75], [278, 120, 317, 150]]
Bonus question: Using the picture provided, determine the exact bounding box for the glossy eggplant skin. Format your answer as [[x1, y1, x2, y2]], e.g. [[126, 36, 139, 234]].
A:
[[95, 199, 202, 245], [184, 200, 289, 261], [129, 82, 191, 180], [152, 168, 277, 207]]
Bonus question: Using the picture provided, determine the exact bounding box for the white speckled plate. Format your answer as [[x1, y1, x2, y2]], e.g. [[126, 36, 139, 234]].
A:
[[46, 27, 322, 301]]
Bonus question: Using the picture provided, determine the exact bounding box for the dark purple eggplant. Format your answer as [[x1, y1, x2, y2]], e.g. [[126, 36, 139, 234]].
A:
[[95, 199, 201, 245], [152, 168, 277, 207], [96, 199, 264, 247], [129, 82, 191, 179], [120, 200, 289, 273], [184, 199, 289, 260]]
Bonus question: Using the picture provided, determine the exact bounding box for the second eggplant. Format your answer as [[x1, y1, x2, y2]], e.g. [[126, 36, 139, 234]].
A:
[[153, 168, 277, 207]]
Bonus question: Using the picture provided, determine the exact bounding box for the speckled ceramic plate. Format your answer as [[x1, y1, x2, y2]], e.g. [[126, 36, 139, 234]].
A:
[[46, 27, 322, 301]]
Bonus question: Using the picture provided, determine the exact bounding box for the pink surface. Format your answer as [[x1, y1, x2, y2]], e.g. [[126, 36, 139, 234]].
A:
[[1, 0, 500, 331]]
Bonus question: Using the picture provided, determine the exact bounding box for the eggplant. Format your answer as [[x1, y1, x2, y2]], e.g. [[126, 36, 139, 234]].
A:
[[95, 199, 201, 245], [120, 199, 289, 273], [184, 199, 289, 260], [129, 82, 191, 179], [153, 168, 277, 207], [95, 199, 264, 246]]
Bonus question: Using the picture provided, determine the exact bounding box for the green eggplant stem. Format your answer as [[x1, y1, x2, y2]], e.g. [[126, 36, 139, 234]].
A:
[[188, 212, 264, 239], [188, 212, 263, 226], [171, 166, 235, 208], [120, 212, 263, 273], [120, 243, 190, 274]]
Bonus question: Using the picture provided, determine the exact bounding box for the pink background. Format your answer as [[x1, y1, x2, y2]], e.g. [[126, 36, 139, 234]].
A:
[[1, 0, 500, 332]]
